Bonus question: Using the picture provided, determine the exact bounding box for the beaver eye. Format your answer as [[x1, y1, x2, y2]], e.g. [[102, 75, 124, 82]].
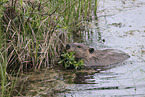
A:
[[89, 48, 94, 54], [66, 44, 70, 50], [77, 46, 81, 48]]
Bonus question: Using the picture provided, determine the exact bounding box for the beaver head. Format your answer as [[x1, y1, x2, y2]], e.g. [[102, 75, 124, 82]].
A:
[[65, 43, 130, 67], [66, 43, 95, 60]]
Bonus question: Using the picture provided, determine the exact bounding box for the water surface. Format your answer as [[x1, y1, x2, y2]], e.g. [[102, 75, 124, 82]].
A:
[[14, 0, 145, 96], [57, 0, 145, 96]]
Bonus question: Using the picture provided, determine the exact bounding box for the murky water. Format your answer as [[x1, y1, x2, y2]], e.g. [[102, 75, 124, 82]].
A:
[[15, 0, 145, 97], [56, 0, 145, 97]]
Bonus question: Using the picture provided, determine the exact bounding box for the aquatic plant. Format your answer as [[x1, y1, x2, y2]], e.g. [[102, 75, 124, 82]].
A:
[[59, 51, 84, 69]]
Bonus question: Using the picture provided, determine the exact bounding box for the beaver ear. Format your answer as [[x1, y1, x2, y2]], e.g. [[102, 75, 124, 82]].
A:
[[89, 48, 94, 54], [66, 44, 70, 50]]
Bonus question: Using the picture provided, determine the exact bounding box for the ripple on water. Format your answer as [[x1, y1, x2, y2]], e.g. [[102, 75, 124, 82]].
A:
[[56, 0, 145, 96]]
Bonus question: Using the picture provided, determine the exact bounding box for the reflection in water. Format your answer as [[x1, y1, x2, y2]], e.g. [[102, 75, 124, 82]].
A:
[[14, 0, 145, 96], [70, 13, 105, 44], [74, 73, 95, 84], [57, 0, 145, 96]]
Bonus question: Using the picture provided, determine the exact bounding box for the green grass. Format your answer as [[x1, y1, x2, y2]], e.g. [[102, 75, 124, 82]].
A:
[[0, 0, 98, 96]]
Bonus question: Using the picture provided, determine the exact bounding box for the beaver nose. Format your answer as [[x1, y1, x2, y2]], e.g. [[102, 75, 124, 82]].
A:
[[66, 44, 70, 50]]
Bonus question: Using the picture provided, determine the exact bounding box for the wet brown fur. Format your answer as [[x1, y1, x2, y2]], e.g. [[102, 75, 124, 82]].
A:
[[66, 43, 130, 66]]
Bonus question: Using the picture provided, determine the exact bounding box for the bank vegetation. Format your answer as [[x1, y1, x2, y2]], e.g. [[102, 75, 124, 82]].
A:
[[0, 0, 98, 96]]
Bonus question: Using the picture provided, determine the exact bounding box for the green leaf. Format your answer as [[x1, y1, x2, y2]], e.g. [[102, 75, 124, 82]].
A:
[[59, 51, 84, 69], [20, 0, 23, 7]]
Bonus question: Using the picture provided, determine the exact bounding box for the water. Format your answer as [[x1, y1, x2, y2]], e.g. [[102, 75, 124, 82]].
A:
[[56, 0, 145, 96], [15, 0, 145, 96]]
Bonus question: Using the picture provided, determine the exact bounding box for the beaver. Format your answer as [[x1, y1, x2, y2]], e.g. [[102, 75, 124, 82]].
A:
[[66, 43, 130, 67]]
